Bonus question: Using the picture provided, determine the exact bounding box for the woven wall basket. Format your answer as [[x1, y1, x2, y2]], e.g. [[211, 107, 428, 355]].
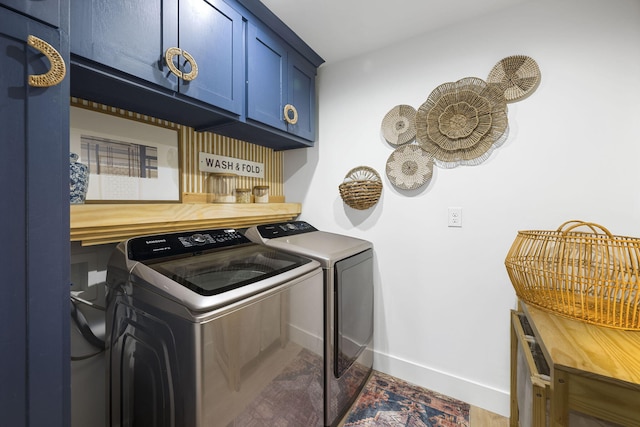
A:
[[505, 220, 640, 330], [338, 166, 382, 210]]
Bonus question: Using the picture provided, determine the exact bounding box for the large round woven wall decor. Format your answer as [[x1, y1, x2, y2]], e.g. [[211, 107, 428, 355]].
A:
[[386, 144, 433, 190], [487, 55, 541, 102], [381, 104, 417, 146], [415, 77, 508, 168]]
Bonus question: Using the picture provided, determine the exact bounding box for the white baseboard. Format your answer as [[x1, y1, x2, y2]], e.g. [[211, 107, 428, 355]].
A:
[[373, 349, 510, 417]]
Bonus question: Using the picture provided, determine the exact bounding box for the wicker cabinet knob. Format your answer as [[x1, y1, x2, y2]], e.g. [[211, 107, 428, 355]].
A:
[[27, 35, 67, 87], [165, 47, 199, 81], [283, 104, 298, 125]]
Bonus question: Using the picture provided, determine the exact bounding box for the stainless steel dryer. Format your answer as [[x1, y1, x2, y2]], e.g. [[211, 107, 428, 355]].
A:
[[245, 221, 374, 427], [105, 228, 325, 427]]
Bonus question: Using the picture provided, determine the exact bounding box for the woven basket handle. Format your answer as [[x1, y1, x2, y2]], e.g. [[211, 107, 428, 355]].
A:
[[557, 220, 613, 237]]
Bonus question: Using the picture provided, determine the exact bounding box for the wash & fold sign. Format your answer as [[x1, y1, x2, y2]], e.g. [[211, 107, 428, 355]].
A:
[[198, 152, 264, 178]]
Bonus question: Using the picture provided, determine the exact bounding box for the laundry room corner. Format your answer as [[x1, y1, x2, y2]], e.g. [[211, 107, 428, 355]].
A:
[[283, 0, 640, 417]]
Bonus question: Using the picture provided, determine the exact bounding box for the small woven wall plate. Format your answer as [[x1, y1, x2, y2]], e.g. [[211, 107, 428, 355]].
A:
[[386, 144, 433, 190], [487, 55, 541, 102], [381, 105, 417, 146]]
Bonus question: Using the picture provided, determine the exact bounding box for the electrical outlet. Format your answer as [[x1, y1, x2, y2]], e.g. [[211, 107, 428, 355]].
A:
[[448, 207, 462, 227]]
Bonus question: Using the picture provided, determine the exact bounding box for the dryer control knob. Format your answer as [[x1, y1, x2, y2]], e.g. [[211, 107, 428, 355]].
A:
[[190, 233, 207, 245]]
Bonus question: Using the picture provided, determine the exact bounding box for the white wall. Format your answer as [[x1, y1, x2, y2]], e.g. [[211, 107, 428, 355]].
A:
[[284, 0, 640, 416]]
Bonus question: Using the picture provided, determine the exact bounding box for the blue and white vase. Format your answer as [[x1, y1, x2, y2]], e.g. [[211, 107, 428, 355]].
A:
[[70, 152, 89, 204]]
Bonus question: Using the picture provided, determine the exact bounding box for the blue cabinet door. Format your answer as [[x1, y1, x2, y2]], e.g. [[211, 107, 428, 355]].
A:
[[70, 0, 179, 91], [247, 22, 317, 141], [1, 0, 61, 27], [0, 5, 70, 426], [71, 0, 243, 116], [247, 22, 287, 132], [287, 51, 316, 141], [179, 0, 244, 115]]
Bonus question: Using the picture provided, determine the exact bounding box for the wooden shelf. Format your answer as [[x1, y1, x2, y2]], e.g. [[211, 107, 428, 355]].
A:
[[70, 202, 302, 246]]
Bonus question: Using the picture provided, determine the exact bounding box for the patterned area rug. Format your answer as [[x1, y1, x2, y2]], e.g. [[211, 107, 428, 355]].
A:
[[343, 371, 470, 427]]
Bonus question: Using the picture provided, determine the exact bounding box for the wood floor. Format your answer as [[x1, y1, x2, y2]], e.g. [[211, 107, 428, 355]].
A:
[[470, 406, 509, 426]]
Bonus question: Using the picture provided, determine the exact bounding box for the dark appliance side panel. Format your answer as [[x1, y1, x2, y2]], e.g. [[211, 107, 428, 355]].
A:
[[334, 249, 374, 377]]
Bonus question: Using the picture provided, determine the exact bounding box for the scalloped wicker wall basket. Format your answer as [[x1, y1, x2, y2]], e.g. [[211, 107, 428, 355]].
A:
[[505, 220, 640, 330], [339, 166, 382, 210]]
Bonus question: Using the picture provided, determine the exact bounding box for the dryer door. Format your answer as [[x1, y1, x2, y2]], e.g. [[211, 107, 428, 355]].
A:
[[334, 249, 373, 377]]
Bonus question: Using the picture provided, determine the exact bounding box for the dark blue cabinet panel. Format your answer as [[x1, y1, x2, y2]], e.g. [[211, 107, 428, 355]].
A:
[[179, 0, 244, 114], [288, 51, 316, 141], [247, 23, 287, 132], [70, 0, 179, 92], [1, 0, 61, 27], [0, 11, 28, 425], [0, 5, 70, 426], [71, 0, 243, 116], [247, 22, 317, 141], [69, 0, 322, 150]]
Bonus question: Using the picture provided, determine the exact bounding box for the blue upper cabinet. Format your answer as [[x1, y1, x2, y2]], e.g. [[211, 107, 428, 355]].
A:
[[70, 0, 244, 125], [70, 0, 323, 150], [247, 23, 316, 141], [71, 0, 179, 92], [1, 0, 62, 27]]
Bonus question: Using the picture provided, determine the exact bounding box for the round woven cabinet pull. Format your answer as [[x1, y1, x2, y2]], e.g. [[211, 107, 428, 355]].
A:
[[165, 47, 199, 81], [180, 49, 198, 81], [283, 104, 298, 125], [27, 35, 66, 87]]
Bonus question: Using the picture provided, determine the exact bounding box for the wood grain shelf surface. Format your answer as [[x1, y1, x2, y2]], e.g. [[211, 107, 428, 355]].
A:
[[70, 202, 301, 246], [523, 303, 640, 386], [521, 302, 640, 426]]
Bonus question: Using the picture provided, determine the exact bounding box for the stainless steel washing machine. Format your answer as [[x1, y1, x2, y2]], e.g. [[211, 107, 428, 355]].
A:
[[105, 228, 325, 427], [245, 221, 374, 427]]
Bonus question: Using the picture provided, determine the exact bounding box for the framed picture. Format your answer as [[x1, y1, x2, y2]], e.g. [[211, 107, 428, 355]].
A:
[[70, 106, 180, 202]]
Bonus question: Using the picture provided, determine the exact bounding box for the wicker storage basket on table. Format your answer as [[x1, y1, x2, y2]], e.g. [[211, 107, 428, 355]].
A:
[[505, 220, 640, 330]]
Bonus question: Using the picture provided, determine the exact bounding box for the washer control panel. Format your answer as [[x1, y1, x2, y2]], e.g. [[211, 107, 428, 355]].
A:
[[128, 228, 249, 261], [254, 221, 317, 239]]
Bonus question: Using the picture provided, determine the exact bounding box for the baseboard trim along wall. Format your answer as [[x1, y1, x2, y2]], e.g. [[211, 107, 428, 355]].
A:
[[373, 350, 510, 417]]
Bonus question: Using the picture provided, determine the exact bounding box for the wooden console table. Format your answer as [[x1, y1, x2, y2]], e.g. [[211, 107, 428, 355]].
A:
[[512, 301, 640, 427]]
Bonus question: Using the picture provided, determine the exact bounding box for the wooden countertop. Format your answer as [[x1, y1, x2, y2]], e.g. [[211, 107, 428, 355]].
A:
[[70, 202, 302, 246], [522, 302, 640, 387]]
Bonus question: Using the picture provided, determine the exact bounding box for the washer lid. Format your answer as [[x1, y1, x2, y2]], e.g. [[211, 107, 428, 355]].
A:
[[144, 243, 313, 297], [119, 228, 320, 311]]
